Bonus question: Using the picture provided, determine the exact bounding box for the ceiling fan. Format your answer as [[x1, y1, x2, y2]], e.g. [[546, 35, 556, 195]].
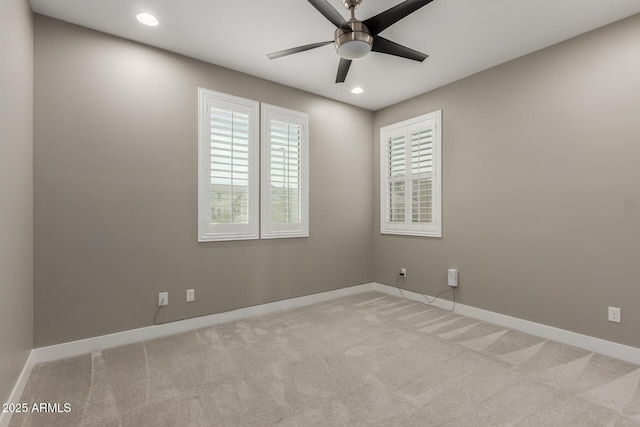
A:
[[267, 0, 433, 83]]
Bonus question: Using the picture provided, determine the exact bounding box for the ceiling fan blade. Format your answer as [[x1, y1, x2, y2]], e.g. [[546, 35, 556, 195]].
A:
[[336, 58, 352, 83], [267, 41, 333, 60], [307, 0, 348, 28], [363, 0, 434, 36], [372, 37, 428, 62]]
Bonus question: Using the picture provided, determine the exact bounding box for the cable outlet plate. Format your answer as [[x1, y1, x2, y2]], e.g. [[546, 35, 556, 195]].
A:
[[158, 292, 168, 307], [447, 269, 458, 287], [186, 289, 195, 302], [608, 306, 621, 323]]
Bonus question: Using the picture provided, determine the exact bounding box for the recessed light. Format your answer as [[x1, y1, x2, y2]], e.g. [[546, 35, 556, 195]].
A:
[[351, 87, 364, 94], [136, 13, 159, 27]]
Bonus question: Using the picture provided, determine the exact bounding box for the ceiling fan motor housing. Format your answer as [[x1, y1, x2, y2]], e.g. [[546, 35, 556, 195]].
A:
[[334, 21, 373, 60]]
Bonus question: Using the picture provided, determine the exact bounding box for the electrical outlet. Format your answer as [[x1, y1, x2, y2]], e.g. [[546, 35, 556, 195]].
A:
[[186, 289, 195, 302], [608, 306, 621, 323], [158, 292, 168, 307], [400, 268, 407, 277]]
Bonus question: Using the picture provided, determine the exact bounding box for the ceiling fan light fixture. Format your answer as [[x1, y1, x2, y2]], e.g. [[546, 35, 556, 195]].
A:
[[337, 40, 371, 60]]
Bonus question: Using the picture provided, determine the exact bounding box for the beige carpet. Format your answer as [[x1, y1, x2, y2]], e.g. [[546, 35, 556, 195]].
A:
[[9, 292, 640, 426]]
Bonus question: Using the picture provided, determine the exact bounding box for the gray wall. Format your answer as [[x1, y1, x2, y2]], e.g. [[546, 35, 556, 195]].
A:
[[33, 16, 374, 347], [0, 0, 34, 403], [373, 14, 640, 348]]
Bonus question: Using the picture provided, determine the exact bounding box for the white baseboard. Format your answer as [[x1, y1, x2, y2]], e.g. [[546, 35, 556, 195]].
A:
[[33, 283, 375, 364], [31, 281, 640, 367], [0, 350, 35, 427], [372, 282, 640, 365]]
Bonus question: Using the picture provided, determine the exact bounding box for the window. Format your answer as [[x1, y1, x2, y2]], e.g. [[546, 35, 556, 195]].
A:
[[198, 89, 259, 241], [261, 104, 309, 239], [380, 110, 442, 237], [198, 90, 309, 241]]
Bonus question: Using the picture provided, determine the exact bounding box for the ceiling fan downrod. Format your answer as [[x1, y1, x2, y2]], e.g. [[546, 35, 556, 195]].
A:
[[343, 0, 361, 19]]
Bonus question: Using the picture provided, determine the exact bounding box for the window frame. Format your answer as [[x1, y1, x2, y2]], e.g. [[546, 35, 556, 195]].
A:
[[198, 88, 260, 242], [380, 110, 442, 238], [260, 103, 309, 239]]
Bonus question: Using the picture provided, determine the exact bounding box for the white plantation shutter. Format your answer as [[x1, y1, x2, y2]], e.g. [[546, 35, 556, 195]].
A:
[[198, 89, 259, 241], [380, 110, 442, 237], [261, 104, 309, 239], [410, 128, 433, 224], [269, 119, 302, 224], [209, 107, 250, 224], [387, 133, 406, 223]]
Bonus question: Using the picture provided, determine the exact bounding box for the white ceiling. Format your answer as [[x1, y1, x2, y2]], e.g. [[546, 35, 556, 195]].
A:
[[29, 0, 640, 111]]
